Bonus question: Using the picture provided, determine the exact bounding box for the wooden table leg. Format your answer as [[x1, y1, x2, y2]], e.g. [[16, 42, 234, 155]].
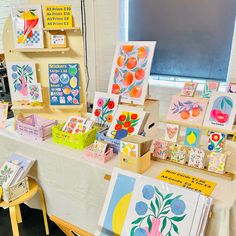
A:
[[38, 187, 49, 235], [9, 206, 20, 236], [15, 205, 22, 223], [57, 224, 75, 236]]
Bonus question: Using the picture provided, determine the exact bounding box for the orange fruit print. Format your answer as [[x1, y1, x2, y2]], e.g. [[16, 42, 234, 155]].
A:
[[112, 44, 149, 100]]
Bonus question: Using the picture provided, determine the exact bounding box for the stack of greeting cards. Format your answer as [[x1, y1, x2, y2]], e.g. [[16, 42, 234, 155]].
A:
[[0, 153, 35, 189], [96, 168, 213, 236]]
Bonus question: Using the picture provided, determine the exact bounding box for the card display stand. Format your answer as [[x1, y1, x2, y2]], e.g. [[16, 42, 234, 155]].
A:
[[52, 123, 98, 150], [3, 0, 87, 122]]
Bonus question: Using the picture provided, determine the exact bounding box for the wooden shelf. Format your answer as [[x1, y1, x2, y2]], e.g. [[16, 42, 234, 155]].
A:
[[11, 105, 44, 111], [162, 119, 236, 135], [153, 157, 235, 181], [43, 27, 80, 31], [50, 104, 83, 110], [10, 48, 70, 53]]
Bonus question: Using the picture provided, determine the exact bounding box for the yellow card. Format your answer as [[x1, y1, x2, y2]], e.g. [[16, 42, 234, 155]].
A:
[[157, 169, 216, 196], [44, 5, 72, 28], [0, 187, 2, 201]]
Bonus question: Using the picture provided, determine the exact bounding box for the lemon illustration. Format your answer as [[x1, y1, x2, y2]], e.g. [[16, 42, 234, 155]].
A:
[[187, 131, 196, 145], [123, 146, 129, 155], [70, 77, 77, 88], [21, 11, 38, 20]]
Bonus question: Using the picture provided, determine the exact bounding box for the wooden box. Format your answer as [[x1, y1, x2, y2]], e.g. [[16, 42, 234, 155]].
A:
[[119, 151, 151, 174]]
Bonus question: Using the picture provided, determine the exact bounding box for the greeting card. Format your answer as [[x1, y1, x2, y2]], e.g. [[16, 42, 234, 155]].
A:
[[181, 82, 197, 97], [164, 123, 179, 142], [11, 5, 44, 49], [208, 152, 227, 174], [170, 144, 187, 164], [120, 141, 139, 158], [6, 62, 37, 102], [203, 92, 236, 131], [28, 83, 43, 102], [202, 81, 219, 99], [91, 92, 119, 127], [207, 131, 226, 152], [93, 140, 109, 154], [184, 127, 201, 148], [49, 64, 80, 106], [188, 148, 205, 169], [107, 106, 147, 140], [108, 41, 156, 105], [150, 139, 169, 159], [167, 95, 208, 126], [227, 83, 236, 93], [62, 116, 87, 133]]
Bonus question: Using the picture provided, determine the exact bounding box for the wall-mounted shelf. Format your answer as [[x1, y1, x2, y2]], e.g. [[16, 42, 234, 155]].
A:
[[43, 27, 80, 32], [10, 48, 70, 53]]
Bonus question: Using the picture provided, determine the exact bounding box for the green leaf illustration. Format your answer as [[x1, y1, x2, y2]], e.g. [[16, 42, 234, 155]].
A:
[[172, 223, 179, 234], [147, 216, 152, 232], [161, 217, 167, 233], [151, 201, 156, 215], [161, 210, 170, 215], [155, 187, 164, 200], [221, 100, 224, 110], [155, 197, 160, 211], [171, 215, 186, 222], [131, 217, 144, 224], [164, 193, 174, 200], [130, 226, 138, 236], [224, 98, 233, 108]]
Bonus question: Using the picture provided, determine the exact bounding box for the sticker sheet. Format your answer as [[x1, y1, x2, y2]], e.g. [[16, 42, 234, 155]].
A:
[[108, 41, 156, 105], [49, 64, 80, 106], [62, 116, 87, 133]]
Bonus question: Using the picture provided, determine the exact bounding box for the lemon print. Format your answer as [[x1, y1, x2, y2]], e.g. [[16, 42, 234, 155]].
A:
[[112, 193, 132, 235], [70, 77, 77, 88], [123, 146, 129, 155], [21, 11, 38, 20], [187, 131, 197, 145]]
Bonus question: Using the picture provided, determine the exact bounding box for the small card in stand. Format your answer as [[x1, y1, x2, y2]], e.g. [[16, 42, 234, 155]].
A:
[[93, 140, 109, 154]]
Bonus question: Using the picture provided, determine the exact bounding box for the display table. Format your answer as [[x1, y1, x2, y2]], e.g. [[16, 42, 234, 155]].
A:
[[0, 120, 236, 236]]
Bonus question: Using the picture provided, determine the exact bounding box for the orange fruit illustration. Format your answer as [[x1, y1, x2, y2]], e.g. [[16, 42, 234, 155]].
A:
[[122, 72, 134, 86], [138, 47, 147, 59], [180, 110, 190, 119], [112, 84, 120, 94], [129, 86, 142, 98], [192, 107, 200, 117], [135, 68, 145, 80], [117, 55, 125, 67], [127, 57, 137, 70], [122, 45, 134, 53]]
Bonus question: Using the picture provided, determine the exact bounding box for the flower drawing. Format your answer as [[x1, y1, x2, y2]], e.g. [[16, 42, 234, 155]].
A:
[[0, 164, 14, 186], [131, 185, 186, 236]]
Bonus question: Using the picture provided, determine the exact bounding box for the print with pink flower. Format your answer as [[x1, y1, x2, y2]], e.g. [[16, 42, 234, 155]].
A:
[[93, 97, 116, 127], [131, 185, 186, 236]]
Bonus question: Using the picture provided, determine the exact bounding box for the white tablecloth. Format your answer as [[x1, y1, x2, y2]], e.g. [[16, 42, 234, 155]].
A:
[[0, 120, 236, 235]]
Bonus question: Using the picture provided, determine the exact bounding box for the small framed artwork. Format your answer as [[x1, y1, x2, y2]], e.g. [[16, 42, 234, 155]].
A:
[[227, 83, 236, 93], [202, 81, 219, 99], [49, 31, 67, 48], [170, 144, 187, 164], [203, 92, 236, 131], [188, 148, 205, 169], [167, 95, 209, 126], [28, 83, 43, 102], [208, 152, 227, 174], [91, 92, 120, 127], [184, 127, 201, 148], [207, 131, 226, 152], [164, 123, 179, 142], [108, 41, 156, 105], [181, 82, 198, 97], [120, 141, 139, 158], [150, 139, 169, 159]]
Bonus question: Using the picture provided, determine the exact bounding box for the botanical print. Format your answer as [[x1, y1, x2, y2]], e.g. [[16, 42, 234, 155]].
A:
[[184, 128, 201, 148], [11, 5, 44, 48], [0, 161, 20, 189], [181, 82, 198, 97], [107, 106, 147, 140], [208, 152, 227, 174], [151, 139, 169, 159], [108, 41, 156, 105], [164, 124, 179, 142], [91, 92, 119, 127], [188, 148, 205, 169], [98, 172, 136, 236], [207, 132, 226, 152], [120, 141, 139, 158], [49, 64, 80, 106], [203, 92, 236, 131], [202, 81, 219, 99], [93, 140, 109, 154], [6, 62, 37, 102], [170, 144, 187, 164], [62, 116, 87, 133], [167, 95, 208, 125], [227, 83, 236, 93], [28, 83, 43, 102]]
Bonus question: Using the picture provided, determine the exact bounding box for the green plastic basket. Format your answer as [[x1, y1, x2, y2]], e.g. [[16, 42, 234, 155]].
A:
[[52, 123, 98, 149]]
